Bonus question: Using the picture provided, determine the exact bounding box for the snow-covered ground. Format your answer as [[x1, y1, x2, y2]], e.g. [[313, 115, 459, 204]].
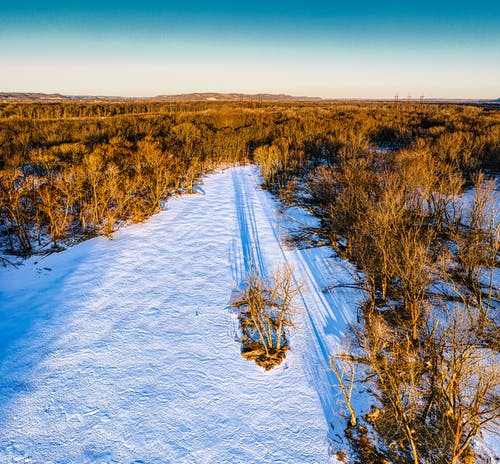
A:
[[0, 166, 361, 463]]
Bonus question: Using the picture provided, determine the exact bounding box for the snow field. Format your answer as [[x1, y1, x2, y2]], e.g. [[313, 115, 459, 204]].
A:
[[0, 166, 363, 463]]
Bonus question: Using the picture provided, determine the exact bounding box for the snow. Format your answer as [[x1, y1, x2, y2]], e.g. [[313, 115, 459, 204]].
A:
[[3, 165, 496, 462], [0, 166, 364, 463]]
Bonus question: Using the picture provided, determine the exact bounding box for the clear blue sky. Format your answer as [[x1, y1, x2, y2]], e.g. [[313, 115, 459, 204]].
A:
[[1, 1, 499, 98]]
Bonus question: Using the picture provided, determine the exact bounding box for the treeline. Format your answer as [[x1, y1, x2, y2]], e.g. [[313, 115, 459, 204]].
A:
[[0, 101, 231, 120], [1, 100, 498, 255], [254, 108, 499, 462], [1, 104, 255, 254], [309, 154, 498, 464]]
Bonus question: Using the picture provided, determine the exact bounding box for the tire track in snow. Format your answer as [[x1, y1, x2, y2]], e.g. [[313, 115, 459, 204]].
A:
[[251, 169, 360, 439], [241, 170, 267, 278], [232, 169, 267, 280], [231, 169, 342, 432], [230, 169, 342, 426], [0, 166, 333, 463]]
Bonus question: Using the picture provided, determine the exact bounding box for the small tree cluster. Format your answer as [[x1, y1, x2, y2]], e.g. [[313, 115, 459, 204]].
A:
[[231, 266, 297, 370]]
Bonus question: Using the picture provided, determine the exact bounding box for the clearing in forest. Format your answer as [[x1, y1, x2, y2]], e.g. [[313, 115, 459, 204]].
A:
[[0, 166, 359, 463]]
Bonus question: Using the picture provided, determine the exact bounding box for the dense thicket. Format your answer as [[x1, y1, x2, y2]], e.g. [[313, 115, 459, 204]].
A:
[[2, 100, 499, 257], [1, 100, 499, 462], [250, 103, 499, 464]]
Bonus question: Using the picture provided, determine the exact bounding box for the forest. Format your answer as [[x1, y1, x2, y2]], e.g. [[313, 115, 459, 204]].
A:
[[1, 100, 499, 463]]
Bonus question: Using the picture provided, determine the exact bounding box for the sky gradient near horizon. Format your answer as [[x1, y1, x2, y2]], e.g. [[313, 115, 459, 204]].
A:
[[1, 1, 499, 99]]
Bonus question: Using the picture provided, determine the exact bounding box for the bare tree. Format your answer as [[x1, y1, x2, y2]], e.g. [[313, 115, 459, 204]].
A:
[[0, 168, 33, 253], [331, 355, 357, 427]]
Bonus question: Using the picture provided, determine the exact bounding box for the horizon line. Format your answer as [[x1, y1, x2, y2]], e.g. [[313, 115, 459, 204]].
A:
[[1, 91, 499, 103]]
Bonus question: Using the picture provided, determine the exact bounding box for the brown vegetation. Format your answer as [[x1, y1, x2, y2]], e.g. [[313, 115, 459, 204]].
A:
[[231, 266, 296, 370], [250, 103, 499, 462], [1, 100, 499, 256], [1, 99, 499, 461]]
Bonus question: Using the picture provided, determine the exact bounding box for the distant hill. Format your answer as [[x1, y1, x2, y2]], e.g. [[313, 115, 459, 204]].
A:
[[0, 92, 323, 102], [0, 92, 68, 101], [1, 92, 499, 105], [0, 92, 123, 102], [153, 92, 322, 102]]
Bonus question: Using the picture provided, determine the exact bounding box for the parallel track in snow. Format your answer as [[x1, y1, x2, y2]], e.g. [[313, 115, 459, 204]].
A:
[[248, 172, 360, 439], [0, 166, 362, 463]]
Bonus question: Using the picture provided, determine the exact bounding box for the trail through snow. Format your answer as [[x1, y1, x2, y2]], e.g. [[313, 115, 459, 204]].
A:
[[0, 166, 361, 463]]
